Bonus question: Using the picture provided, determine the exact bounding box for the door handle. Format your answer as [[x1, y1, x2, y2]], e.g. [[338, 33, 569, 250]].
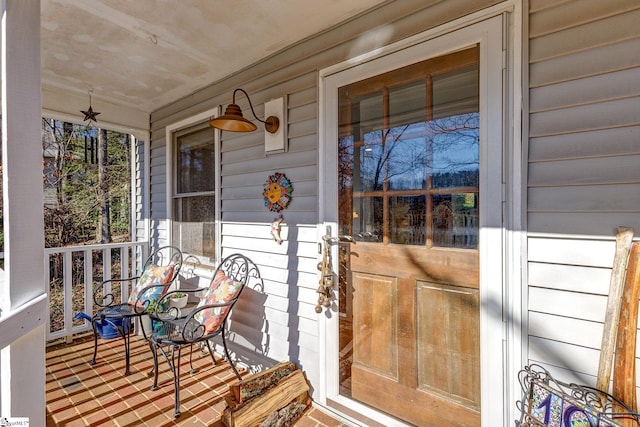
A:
[[316, 230, 356, 313], [339, 235, 356, 244], [316, 230, 335, 313]]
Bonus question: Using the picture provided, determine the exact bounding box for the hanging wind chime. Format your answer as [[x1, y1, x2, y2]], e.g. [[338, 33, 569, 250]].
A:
[[80, 91, 101, 124]]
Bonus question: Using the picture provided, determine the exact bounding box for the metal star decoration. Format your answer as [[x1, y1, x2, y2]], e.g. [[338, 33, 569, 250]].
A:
[[81, 92, 101, 123]]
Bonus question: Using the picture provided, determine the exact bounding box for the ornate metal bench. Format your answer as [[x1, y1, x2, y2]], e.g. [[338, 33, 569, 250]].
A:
[[516, 364, 640, 426]]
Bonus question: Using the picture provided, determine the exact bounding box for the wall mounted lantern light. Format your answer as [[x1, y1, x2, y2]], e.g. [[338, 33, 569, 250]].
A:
[[209, 88, 280, 133]]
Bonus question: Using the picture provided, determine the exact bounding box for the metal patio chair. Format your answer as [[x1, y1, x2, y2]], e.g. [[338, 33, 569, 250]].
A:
[[148, 253, 254, 418], [87, 245, 183, 375]]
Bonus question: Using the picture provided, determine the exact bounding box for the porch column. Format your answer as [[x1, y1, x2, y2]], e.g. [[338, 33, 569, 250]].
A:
[[1, 1, 46, 425]]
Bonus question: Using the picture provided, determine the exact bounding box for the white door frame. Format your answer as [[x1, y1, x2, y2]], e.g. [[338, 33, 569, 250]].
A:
[[318, 3, 524, 425]]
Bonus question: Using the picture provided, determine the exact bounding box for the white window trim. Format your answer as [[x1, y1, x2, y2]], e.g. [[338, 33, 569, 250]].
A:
[[318, 1, 524, 426], [165, 109, 221, 263]]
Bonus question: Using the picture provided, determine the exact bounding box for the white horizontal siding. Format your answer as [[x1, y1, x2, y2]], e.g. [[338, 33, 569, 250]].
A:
[[527, 1, 640, 395], [528, 212, 640, 235], [221, 164, 317, 189], [530, 68, 640, 114], [530, 97, 640, 137], [222, 150, 318, 176], [528, 262, 610, 294], [529, 0, 639, 39], [529, 38, 640, 88], [529, 184, 640, 211], [528, 312, 603, 349], [529, 287, 606, 323], [530, 8, 640, 63], [529, 126, 640, 162], [529, 155, 640, 187], [222, 210, 319, 224], [528, 340, 640, 393], [528, 237, 616, 268], [528, 336, 600, 377]]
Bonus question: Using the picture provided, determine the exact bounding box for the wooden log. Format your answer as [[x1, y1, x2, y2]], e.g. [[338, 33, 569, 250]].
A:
[[259, 398, 310, 427], [223, 370, 310, 427], [613, 242, 640, 416], [229, 361, 297, 405], [597, 226, 634, 393]]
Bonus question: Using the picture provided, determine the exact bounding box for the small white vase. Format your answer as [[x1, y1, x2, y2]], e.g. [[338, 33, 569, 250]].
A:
[[169, 295, 188, 309]]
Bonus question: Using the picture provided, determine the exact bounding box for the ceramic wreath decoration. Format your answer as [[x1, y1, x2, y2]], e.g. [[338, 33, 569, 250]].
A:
[[263, 172, 293, 213]]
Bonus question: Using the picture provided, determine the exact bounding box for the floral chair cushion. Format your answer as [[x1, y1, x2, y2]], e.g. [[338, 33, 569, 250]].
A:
[[127, 264, 175, 306], [194, 269, 243, 334]]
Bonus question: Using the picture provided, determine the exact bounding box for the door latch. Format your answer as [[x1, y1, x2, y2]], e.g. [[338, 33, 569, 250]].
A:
[[316, 226, 355, 313]]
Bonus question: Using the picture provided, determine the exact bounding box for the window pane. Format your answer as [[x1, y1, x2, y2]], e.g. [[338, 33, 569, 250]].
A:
[[359, 132, 384, 192], [388, 81, 428, 191], [352, 91, 385, 192], [352, 196, 383, 242], [389, 81, 426, 128], [429, 114, 479, 188], [432, 193, 478, 248], [176, 127, 215, 194], [355, 92, 384, 138], [338, 135, 355, 237], [386, 123, 428, 191], [433, 66, 478, 119], [430, 65, 479, 188], [390, 196, 426, 245], [172, 195, 215, 259]]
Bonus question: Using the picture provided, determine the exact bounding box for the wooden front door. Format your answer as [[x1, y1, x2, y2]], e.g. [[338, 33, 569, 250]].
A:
[[337, 46, 481, 426]]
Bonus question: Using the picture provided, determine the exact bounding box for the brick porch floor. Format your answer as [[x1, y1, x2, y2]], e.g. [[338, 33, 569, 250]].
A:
[[46, 333, 348, 426]]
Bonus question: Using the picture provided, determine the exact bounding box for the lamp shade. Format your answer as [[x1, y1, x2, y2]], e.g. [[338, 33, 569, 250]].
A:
[[209, 103, 257, 132]]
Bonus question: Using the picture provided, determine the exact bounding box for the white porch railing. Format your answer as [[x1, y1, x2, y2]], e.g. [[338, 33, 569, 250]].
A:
[[0, 293, 48, 350], [44, 241, 149, 343]]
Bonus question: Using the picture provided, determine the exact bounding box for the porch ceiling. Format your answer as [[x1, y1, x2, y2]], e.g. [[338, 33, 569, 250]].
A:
[[41, 0, 387, 126]]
